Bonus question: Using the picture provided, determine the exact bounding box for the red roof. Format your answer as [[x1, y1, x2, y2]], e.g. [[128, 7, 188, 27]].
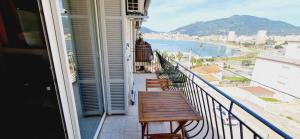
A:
[[192, 64, 222, 74], [240, 86, 274, 97]]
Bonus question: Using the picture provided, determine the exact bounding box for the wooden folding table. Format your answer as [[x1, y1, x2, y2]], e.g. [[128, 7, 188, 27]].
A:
[[138, 91, 202, 139]]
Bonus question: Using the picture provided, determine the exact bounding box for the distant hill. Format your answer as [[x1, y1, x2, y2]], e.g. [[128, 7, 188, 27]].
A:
[[141, 26, 158, 33], [172, 15, 300, 36]]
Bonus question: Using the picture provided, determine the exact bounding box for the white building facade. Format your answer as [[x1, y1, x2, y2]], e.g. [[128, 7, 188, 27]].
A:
[[39, 0, 150, 138], [251, 56, 300, 98], [227, 31, 236, 42], [285, 41, 300, 60], [256, 30, 268, 45]]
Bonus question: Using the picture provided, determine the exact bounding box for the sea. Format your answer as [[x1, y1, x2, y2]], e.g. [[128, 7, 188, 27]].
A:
[[145, 39, 238, 57]]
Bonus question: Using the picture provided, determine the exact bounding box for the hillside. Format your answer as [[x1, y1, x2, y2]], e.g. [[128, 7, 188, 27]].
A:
[[172, 15, 300, 36], [140, 26, 158, 33]]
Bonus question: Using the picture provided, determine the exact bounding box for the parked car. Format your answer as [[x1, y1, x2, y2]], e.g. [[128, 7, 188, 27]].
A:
[[215, 106, 239, 125]]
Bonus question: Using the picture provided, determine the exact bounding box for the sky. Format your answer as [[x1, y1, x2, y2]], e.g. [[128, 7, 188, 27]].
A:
[[143, 0, 300, 32]]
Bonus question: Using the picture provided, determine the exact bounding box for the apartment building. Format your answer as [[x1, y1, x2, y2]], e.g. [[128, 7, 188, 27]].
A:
[[0, 0, 293, 139], [251, 41, 300, 99], [0, 0, 150, 138]]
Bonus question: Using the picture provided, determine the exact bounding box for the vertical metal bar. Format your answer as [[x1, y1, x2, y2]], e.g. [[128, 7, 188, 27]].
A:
[[240, 123, 243, 139], [186, 78, 193, 102], [189, 78, 197, 108], [183, 74, 189, 97], [205, 93, 215, 139], [229, 103, 234, 139], [212, 99, 220, 139], [186, 85, 206, 138], [200, 88, 210, 138], [220, 105, 226, 139], [192, 85, 201, 113], [190, 74, 198, 108], [188, 79, 194, 104], [183, 75, 188, 96], [254, 134, 257, 139]]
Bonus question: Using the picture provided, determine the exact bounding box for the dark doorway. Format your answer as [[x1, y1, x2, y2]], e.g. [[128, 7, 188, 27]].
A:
[[0, 0, 67, 138]]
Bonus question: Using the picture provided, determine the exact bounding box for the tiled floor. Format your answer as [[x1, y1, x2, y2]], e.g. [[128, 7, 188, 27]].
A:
[[98, 73, 171, 139], [79, 116, 101, 139]]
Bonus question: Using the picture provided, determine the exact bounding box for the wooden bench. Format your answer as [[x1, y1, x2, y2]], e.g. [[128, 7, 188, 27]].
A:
[[146, 79, 169, 91]]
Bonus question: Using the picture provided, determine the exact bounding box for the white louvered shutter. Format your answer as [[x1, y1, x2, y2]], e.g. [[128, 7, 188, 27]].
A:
[[104, 0, 127, 113], [64, 0, 103, 116]]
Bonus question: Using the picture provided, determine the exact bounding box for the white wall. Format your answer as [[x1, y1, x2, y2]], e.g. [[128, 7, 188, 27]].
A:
[[251, 58, 300, 98], [285, 42, 300, 60], [125, 19, 135, 94]]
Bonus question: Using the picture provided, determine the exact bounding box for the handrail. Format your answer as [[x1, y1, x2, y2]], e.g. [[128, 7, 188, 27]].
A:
[[158, 52, 292, 139]]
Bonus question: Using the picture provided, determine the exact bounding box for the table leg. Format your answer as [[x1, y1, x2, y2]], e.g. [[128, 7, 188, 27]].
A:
[[172, 121, 188, 134], [141, 122, 147, 139], [147, 123, 149, 138], [181, 128, 185, 139], [170, 121, 173, 133]]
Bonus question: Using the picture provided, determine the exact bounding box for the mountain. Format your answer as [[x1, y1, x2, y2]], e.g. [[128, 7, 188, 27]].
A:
[[140, 26, 158, 33], [172, 15, 300, 36]]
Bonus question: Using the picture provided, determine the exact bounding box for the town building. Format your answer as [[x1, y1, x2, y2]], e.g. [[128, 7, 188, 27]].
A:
[[192, 64, 222, 85], [227, 31, 236, 42], [285, 41, 300, 60], [251, 56, 300, 99], [0, 0, 150, 138], [256, 30, 268, 45]]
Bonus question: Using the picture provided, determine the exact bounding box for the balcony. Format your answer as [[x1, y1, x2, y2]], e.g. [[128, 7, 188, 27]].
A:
[[99, 51, 292, 139]]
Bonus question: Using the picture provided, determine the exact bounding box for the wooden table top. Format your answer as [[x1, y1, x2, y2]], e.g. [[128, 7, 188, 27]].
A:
[[138, 91, 202, 123]]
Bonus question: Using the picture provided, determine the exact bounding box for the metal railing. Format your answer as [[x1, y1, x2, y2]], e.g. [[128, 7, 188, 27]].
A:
[[156, 52, 292, 139]]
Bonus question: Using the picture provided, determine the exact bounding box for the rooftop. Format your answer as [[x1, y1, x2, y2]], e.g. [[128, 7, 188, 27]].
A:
[[240, 86, 275, 97], [191, 64, 222, 74], [257, 55, 300, 66], [199, 74, 219, 82]]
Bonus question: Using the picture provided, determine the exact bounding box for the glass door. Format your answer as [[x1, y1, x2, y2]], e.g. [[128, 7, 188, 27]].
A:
[[57, 0, 105, 138], [0, 0, 66, 138]]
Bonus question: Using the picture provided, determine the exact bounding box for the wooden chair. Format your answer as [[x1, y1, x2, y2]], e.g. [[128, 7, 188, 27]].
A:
[[146, 79, 169, 91], [149, 133, 182, 139], [145, 79, 173, 135]]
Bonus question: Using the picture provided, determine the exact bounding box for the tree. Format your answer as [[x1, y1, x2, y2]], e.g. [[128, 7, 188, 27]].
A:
[[176, 52, 184, 61], [161, 51, 168, 58], [195, 59, 203, 66], [266, 39, 276, 45], [190, 56, 196, 67], [206, 58, 215, 62], [241, 42, 255, 48], [169, 53, 175, 61], [224, 63, 231, 69], [274, 45, 283, 49], [241, 60, 252, 66]]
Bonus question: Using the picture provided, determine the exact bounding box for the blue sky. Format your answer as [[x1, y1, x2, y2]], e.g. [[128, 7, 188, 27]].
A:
[[143, 0, 300, 32]]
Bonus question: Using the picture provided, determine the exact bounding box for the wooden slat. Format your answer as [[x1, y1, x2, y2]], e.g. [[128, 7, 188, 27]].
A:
[[146, 79, 169, 91], [138, 91, 202, 123]]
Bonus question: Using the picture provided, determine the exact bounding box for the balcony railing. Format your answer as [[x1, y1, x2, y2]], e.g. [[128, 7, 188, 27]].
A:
[[155, 52, 292, 139]]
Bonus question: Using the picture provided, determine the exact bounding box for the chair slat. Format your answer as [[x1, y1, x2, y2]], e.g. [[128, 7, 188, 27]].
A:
[[146, 79, 169, 91]]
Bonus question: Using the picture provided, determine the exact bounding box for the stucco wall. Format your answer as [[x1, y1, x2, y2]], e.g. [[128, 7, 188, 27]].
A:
[[285, 42, 300, 60], [251, 58, 300, 98]]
